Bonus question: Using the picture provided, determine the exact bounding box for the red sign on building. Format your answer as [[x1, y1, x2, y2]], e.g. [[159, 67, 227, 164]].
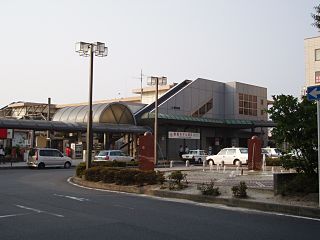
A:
[[0, 128, 7, 139]]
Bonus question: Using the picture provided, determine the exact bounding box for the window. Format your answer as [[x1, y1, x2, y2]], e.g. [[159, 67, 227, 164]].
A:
[[192, 98, 213, 117], [315, 49, 320, 61], [260, 99, 264, 105], [239, 93, 258, 117], [261, 109, 264, 115], [227, 149, 236, 155]]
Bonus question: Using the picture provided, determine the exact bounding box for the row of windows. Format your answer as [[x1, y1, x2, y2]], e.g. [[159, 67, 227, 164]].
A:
[[239, 93, 264, 116], [192, 98, 213, 117]]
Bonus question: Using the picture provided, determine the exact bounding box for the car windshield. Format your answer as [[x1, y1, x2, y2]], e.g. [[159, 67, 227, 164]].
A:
[[189, 150, 197, 154], [239, 149, 248, 154], [98, 151, 107, 156]]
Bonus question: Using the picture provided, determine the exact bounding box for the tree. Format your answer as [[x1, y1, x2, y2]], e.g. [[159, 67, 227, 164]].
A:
[[312, 4, 320, 30], [267, 95, 318, 176]]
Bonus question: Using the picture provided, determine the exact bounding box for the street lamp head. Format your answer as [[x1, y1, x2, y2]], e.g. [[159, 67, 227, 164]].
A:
[[75, 42, 108, 57], [94, 42, 108, 57], [75, 42, 91, 57]]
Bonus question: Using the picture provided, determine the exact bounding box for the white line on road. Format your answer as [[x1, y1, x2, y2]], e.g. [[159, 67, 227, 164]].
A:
[[54, 193, 90, 202], [15, 205, 64, 218], [0, 213, 30, 219]]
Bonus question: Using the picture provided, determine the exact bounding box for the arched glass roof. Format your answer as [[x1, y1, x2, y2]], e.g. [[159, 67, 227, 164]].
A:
[[53, 102, 136, 125]]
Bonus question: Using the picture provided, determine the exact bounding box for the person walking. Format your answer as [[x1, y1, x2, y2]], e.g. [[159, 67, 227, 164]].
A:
[[185, 145, 189, 154], [178, 145, 184, 159]]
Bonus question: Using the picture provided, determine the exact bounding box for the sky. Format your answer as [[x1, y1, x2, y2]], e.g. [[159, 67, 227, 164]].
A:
[[0, 0, 318, 108]]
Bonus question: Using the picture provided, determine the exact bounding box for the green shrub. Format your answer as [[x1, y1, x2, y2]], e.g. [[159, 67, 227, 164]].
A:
[[100, 168, 120, 183], [134, 171, 159, 186], [85, 166, 103, 182], [114, 169, 141, 185], [197, 180, 220, 196], [280, 174, 318, 195], [93, 161, 126, 168], [232, 181, 247, 198], [168, 170, 187, 190], [76, 162, 86, 177], [156, 171, 165, 184]]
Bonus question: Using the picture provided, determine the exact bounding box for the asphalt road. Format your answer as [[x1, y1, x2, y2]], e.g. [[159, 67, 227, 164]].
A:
[[0, 168, 319, 240]]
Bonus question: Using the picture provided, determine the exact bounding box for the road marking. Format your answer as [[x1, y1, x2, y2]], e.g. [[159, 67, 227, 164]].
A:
[[15, 205, 64, 218], [54, 193, 89, 202], [0, 213, 30, 219]]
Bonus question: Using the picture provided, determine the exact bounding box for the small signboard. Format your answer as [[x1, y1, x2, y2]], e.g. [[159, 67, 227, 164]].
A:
[[168, 131, 200, 139]]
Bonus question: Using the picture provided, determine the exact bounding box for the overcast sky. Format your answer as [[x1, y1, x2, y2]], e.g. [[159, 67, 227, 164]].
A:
[[0, 0, 318, 108]]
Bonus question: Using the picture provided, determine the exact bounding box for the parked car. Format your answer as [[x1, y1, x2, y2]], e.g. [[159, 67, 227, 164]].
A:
[[94, 150, 134, 162], [27, 148, 72, 169], [206, 147, 248, 165], [182, 149, 207, 163], [262, 147, 282, 159]]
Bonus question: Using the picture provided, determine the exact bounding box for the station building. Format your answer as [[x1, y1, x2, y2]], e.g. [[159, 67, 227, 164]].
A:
[[0, 78, 272, 161]]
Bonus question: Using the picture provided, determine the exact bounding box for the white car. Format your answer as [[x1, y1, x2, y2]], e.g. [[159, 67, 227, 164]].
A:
[[262, 147, 282, 159], [27, 148, 72, 169], [182, 149, 207, 163], [94, 150, 134, 162], [206, 147, 248, 165]]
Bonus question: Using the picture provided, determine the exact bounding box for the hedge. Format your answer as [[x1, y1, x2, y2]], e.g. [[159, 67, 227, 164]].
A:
[[78, 165, 164, 186]]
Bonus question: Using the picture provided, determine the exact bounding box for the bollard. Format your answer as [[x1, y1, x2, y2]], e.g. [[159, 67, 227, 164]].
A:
[[271, 166, 274, 173], [170, 160, 174, 168], [202, 160, 206, 172], [236, 160, 241, 167], [241, 168, 244, 175], [223, 165, 226, 172], [185, 160, 190, 167]]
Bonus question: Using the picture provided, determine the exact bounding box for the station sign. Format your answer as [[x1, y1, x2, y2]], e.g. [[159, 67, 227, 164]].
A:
[[168, 131, 200, 139]]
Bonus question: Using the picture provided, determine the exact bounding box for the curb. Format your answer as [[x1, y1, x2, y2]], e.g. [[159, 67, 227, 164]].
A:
[[70, 177, 320, 219]]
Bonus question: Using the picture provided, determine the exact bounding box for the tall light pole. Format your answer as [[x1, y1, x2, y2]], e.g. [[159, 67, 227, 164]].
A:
[[148, 76, 167, 166], [75, 42, 108, 170]]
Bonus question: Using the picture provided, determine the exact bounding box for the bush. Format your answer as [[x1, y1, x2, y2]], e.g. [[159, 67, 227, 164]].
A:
[[93, 161, 126, 168], [114, 169, 141, 185], [232, 181, 247, 198], [76, 162, 86, 177], [85, 166, 103, 182], [197, 180, 220, 196], [100, 168, 120, 183], [280, 173, 318, 196], [168, 170, 187, 190]]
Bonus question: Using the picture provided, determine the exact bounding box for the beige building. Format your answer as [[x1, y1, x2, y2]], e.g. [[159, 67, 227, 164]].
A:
[[305, 36, 320, 87]]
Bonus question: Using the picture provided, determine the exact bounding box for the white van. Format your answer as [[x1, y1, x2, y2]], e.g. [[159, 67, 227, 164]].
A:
[[27, 148, 72, 169]]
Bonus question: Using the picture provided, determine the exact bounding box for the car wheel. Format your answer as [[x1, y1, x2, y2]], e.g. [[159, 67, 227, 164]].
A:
[[208, 159, 215, 165], [38, 163, 45, 169], [131, 159, 135, 162], [233, 159, 241, 166], [64, 162, 71, 169]]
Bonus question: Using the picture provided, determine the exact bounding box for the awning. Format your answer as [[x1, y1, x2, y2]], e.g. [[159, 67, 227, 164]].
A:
[[0, 118, 150, 133], [139, 113, 276, 128]]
